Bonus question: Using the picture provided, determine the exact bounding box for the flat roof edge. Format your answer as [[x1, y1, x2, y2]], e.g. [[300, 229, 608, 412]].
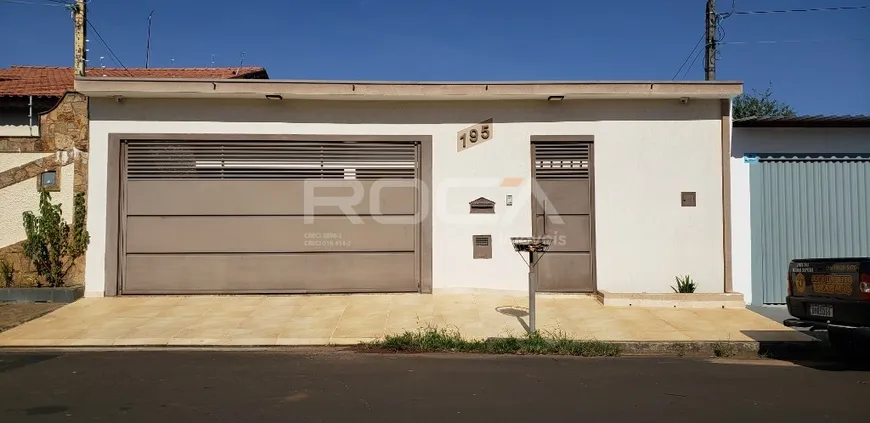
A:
[[74, 78, 743, 100], [734, 115, 870, 128], [75, 77, 743, 85]]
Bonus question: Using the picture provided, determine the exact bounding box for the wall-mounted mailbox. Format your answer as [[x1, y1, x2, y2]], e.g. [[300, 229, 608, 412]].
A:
[[469, 197, 496, 214], [473, 235, 492, 259], [681, 191, 696, 207]]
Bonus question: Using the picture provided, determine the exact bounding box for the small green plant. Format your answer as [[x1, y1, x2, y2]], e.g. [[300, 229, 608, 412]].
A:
[[362, 325, 622, 357], [0, 260, 13, 288], [671, 275, 697, 293], [22, 191, 90, 288]]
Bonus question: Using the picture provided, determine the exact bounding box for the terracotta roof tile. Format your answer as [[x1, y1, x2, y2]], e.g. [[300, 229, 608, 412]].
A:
[[0, 65, 268, 97]]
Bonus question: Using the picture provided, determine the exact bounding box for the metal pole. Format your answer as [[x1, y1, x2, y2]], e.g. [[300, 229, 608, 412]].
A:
[[28, 95, 34, 136], [146, 10, 154, 68], [528, 251, 536, 333]]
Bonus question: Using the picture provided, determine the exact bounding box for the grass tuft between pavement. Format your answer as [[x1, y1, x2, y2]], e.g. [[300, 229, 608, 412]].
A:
[[361, 326, 622, 357]]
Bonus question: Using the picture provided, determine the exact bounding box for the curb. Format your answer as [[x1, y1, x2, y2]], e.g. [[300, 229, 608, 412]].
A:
[[0, 340, 832, 361], [608, 340, 829, 360], [353, 338, 834, 360], [0, 346, 341, 353]]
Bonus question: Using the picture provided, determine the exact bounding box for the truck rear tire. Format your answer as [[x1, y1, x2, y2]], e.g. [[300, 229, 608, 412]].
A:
[[827, 327, 867, 361]]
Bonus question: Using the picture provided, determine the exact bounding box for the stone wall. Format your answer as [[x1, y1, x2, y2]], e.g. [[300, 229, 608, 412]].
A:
[[0, 242, 30, 287], [0, 241, 85, 287], [0, 149, 76, 190], [0, 92, 89, 287], [74, 151, 88, 194]]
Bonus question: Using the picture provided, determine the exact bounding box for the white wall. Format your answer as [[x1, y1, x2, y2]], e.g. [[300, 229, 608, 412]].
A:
[[0, 153, 49, 172], [0, 125, 39, 137], [87, 98, 726, 297], [731, 127, 870, 304], [0, 157, 74, 247]]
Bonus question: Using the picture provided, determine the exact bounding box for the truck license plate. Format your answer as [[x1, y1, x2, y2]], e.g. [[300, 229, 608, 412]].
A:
[[809, 304, 833, 318]]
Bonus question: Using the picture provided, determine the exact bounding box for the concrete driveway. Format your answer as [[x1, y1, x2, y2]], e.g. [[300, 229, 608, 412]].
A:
[[0, 293, 813, 347]]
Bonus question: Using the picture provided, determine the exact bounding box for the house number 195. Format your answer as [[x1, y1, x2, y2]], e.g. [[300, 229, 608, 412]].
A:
[[457, 119, 494, 152]]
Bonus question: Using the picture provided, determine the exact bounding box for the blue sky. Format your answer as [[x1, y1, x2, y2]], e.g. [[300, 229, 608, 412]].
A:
[[1, 0, 868, 114]]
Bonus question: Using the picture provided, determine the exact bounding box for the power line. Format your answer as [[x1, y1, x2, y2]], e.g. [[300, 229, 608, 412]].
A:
[[732, 5, 870, 15], [672, 33, 706, 80], [719, 0, 737, 19], [707, 2, 867, 79], [0, 0, 67, 6], [721, 37, 870, 45], [85, 18, 134, 76], [682, 47, 705, 80]]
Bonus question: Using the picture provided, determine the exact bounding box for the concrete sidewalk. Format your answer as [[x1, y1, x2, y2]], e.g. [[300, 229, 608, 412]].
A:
[[0, 293, 813, 347], [0, 303, 64, 332]]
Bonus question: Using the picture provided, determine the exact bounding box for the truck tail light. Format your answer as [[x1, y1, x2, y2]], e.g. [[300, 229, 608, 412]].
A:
[[861, 274, 870, 299]]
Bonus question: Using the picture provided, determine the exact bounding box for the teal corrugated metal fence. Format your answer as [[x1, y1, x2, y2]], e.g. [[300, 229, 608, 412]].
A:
[[751, 158, 870, 305]]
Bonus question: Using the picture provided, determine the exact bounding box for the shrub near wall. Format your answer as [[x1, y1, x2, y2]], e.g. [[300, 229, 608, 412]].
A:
[[0, 191, 88, 302], [23, 191, 90, 288]]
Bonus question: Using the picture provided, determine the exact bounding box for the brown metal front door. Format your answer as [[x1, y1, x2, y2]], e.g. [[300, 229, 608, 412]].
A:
[[532, 140, 595, 292]]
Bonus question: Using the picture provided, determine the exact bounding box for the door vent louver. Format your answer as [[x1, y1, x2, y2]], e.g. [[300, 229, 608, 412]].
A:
[[533, 142, 590, 180]]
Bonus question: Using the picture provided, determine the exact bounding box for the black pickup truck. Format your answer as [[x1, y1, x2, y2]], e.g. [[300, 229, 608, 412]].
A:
[[784, 258, 870, 352]]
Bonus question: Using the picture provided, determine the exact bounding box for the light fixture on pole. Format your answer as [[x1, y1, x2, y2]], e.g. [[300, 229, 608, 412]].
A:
[[510, 236, 553, 333]]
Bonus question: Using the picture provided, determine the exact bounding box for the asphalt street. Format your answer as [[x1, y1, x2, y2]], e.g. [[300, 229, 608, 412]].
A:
[[1, 349, 868, 422], [747, 304, 828, 343]]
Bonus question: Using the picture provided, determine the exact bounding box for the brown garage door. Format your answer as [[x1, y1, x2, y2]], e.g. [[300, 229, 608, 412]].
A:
[[532, 140, 595, 292], [120, 139, 421, 294]]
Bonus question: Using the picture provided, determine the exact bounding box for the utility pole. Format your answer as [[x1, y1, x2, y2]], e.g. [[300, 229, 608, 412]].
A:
[[704, 0, 717, 80], [73, 0, 87, 77]]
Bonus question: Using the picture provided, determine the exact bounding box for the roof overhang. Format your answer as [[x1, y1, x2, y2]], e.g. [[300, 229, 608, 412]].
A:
[[74, 78, 743, 101], [734, 115, 870, 128]]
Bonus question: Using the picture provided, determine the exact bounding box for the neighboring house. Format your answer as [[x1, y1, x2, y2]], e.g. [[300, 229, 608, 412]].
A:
[[0, 66, 269, 285], [75, 77, 742, 298], [0, 66, 268, 136], [730, 115, 870, 306]]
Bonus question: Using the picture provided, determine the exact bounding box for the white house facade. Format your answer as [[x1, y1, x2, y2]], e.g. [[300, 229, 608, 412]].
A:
[[76, 78, 742, 299]]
